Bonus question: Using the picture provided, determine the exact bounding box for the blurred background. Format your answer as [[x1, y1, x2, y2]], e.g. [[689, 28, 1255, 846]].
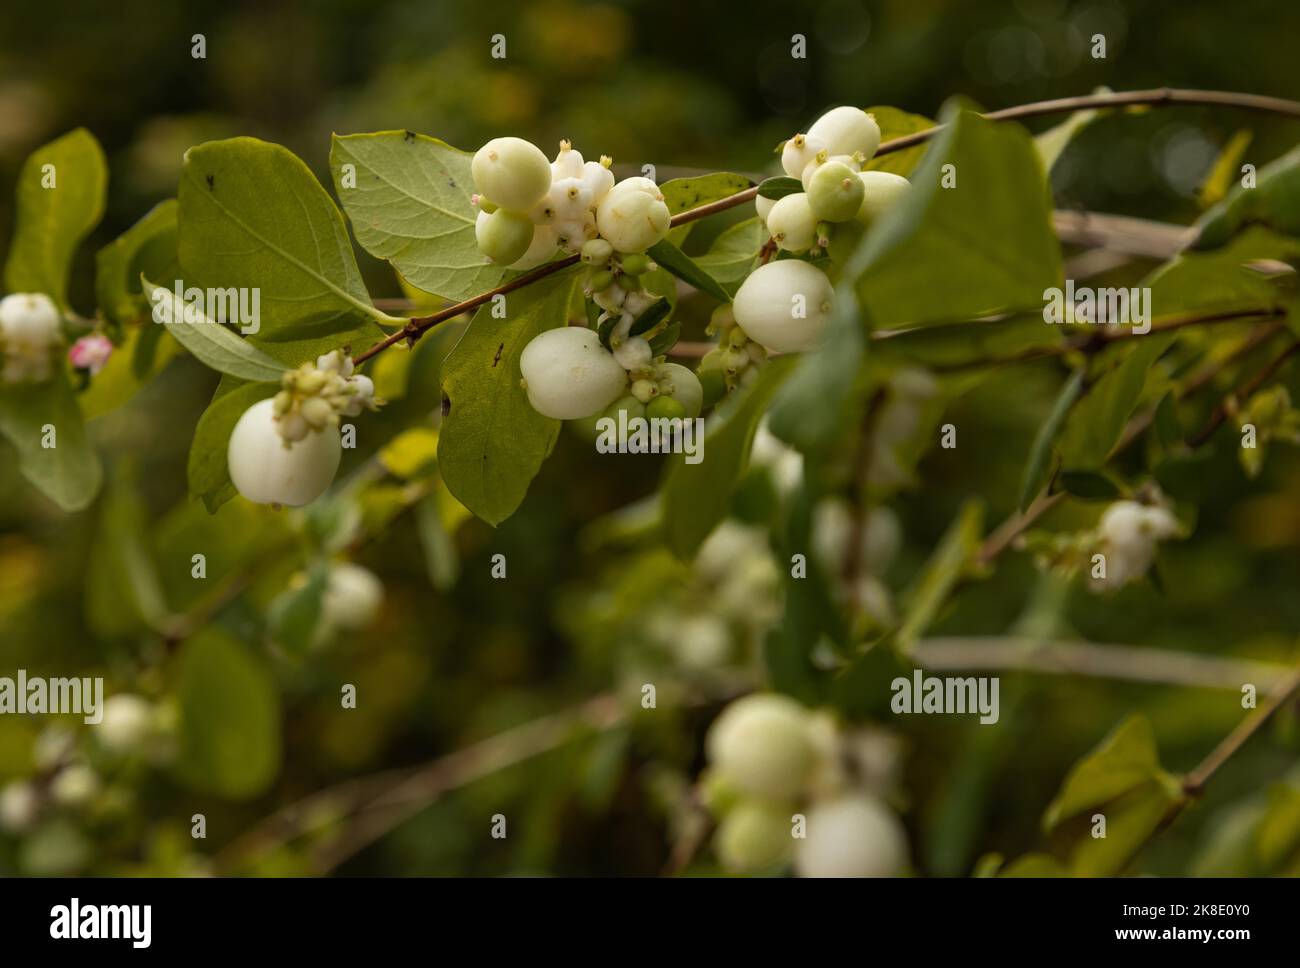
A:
[[1, 0, 1299, 876]]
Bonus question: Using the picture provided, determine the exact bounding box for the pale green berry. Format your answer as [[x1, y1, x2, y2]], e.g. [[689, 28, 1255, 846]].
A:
[[519, 326, 628, 419], [228, 398, 341, 507], [781, 132, 828, 179], [630, 378, 658, 404], [596, 178, 671, 253], [705, 694, 816, 800], [659, 362, 703, 418], [476, 209, 536, 265], [619, 252, 652, 276], [716, 801, 794, 874], [471, 137, 552, 212], [766, 193, 817, 252], [856, 171, 912, 225], [510, 224, 559, 270], [708, 304, 736, 334], [732, 260, 834, 353], [50, 764, 100, 807], [794, 794, 908, 878], [646, 395, 686, 421], [581, 238, 614, 266], [588, 269, 615, 293], [807, 106, 881, 161], [603, 394, 646, 421], [612, 335, 653, 371], [808, 160, 864, 223]]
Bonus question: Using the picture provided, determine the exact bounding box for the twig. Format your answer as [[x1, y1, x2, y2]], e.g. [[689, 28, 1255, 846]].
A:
[[915, 636, 1294, 694], [1183, 663, 1300, 796], [1186, 339, 1300, 446]]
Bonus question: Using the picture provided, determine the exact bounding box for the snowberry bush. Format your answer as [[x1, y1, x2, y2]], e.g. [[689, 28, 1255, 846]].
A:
[[3, 84, 1300, 879]]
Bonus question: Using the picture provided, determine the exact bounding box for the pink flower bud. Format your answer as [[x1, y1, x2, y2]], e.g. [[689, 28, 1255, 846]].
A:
[[68, 333, 113, 375]]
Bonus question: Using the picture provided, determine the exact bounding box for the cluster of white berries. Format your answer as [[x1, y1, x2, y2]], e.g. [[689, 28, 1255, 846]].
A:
[[0, 695, 164, 837], [472, 137, 671, 268], [227, 350, 377, 508], [0, 293, 63, 384], [760, 106, 911, 252], [812, 497, 901, 625], [1089, 498, 1183, 592], [519, 324, 702, 424], [703, 693, 909, 877]]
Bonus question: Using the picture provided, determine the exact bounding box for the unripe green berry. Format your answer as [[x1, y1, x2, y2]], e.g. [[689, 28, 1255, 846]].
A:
[[706, 694, 815, 801], [716, 801, 794, 874], [727, 326, 749, 348], [618, 272, 642, 293], [588, 269, 615, 293], [471, 137, 552, 212], [581, 238, 614, 266], [475, 209, 535, 265], [646, 395, 686, 421], [698, 364, 726, 407], [808, 161, 865, 223], [708, 304, 736, 334], [619, 252, 651, 276], [603, 394, 646, 421]]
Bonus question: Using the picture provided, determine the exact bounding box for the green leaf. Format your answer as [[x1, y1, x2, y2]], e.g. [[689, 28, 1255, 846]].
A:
[[647, 239, 730, 303], [174, 628, 282, 800], [694, 218, 766, 294], [0, 374, 102, 511], [1058, 334, 1175, 469], [660, 172, 752, 245], [627, 296, 671, 337], [1044, 714, 1164, 830], [647, 321, 681, 357], [95, 199, 179, 327], [864, 106, 936, 177], [1057, 469, 1122, 500], [86, 464, 169, 638], [767, 283, 868, 453], [187, 378, 278, 511], [1018, 369, 1085, 511], [145, 276, 286, 382], [178, 137, 387, 357], [847, 99, 1062, 329], [756, 176, 803, 199], [3, 128, 107, 309], [415, 490, 462, 591], [267, 563, 328, 655], [330, 131, 514, 302], [1033, 87, 1110, 172], [438, 270, 581, 525], [895, 499, 984, 654], [660, 356, 796, 558], [1193, 143, 1300, 250], [1070, 779, 1185, 877]]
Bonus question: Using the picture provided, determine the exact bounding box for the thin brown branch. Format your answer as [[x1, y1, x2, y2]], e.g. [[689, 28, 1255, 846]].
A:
[[1186, 339, 1300, 446]]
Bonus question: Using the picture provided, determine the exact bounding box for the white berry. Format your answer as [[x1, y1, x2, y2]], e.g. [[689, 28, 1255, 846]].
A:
[[733, 260, 834, 353], [856, 171, 912, 225], [807, 106, 881, 160], [321, 562, 384, 631], [716, 800, 794, 874], [781, 133, 828, 179], [766, 193, 818, 252], [596, 178, 671, 253], [475, 209, 536, 265], [96, 694, 154, 754], [519, 326, 628, 419], [612, 335, 652, 371], [659, 362, 704, 418], [795, 794, 909, 878], [228, 398, 341, 507]]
